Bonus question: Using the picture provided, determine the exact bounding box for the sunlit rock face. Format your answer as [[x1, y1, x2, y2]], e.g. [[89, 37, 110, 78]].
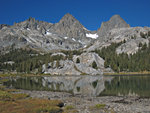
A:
[[42, 52, 106, 75], [0, 13, 94, 52]]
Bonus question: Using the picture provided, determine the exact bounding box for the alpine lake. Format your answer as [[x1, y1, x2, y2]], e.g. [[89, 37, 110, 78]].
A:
[[3, 74, 150, 98]]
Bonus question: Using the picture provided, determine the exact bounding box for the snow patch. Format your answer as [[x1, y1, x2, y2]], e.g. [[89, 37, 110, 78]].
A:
[[86, 33, 98, 39], [64, 37, 68, 39], [84, 45, 87, 48], [46, 32, 52, 35], [37, 25, 40, 30], [72, 38, 76, 41], [27, 28, 30, 31], [78, 40, 82, 43], [26, 38, 32, 43], [26, 36, 39, 44]]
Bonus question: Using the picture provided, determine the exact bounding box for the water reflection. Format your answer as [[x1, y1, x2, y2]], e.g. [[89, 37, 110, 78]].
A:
[[4, 75, 104, 96], [4, 75, 150, 97], [101, 75, 150, 97]]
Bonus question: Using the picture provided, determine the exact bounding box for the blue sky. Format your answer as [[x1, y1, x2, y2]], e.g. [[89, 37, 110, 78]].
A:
[[0, 0, 150, 30]]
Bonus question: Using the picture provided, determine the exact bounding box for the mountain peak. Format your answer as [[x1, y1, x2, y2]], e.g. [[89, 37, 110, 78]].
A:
[[110, 14, 121, 19], [50, 13, 88, 38], [97, 14, 130, 37], [27, 17, 36, 22], [59, 13, 77, 23], [63, 13, 74, 17], [109, 14, 127, 24]]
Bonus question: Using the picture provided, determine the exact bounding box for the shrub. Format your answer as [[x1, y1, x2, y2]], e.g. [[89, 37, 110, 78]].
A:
[[76, 87, 80, 92], [12, 93, 29, 100], [36, 106, 61, 113], [138, 42, 143, 47], [92, 80, 98, 88], [65, 105, 74, 110], [95, 104, 106, 109], [92, 61, 98, 69], [89, 104, 106, 110], [0, 91, 11, 101]]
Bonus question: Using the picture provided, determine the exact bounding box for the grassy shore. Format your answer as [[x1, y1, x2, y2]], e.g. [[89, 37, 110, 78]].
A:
[[0, 73, 52, 77], [0, 80, 77, 113], [1, 71, 150, 77], [0, 88, 63, 113], [104, 71, 150, 76]]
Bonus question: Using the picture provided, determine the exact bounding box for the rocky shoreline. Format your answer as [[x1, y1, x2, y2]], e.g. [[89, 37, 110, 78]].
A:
[[14, 90, 150, 113]]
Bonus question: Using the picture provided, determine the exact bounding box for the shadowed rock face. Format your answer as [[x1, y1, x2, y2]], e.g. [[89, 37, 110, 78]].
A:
[[50, 13, 87, 38], [97, 15, 130, 38]]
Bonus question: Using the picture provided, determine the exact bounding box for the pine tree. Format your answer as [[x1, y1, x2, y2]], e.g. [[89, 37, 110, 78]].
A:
[[92, 61, 98, 69], [76, 58, 80, 63]]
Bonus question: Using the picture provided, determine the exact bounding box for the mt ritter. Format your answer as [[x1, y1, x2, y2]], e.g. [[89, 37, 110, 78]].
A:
[[0, 13, 150, 75], [1, 13, 149, 54]]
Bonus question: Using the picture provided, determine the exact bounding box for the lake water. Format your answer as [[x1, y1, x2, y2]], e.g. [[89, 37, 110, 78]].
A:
[[3, 75, 150, 97], [100, 75, 150, 97], [3, 75, 105, 96]]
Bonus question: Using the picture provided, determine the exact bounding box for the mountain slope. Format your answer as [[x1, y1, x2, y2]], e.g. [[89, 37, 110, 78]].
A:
[[0, 14, 150, 55], [0, 14, 97, 53]]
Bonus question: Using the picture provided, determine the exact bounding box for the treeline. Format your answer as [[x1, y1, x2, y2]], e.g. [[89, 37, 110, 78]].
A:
[[0, 48, 83, 73], [94, 42, 150, 72], [2, 41, 150, 73], [0, 49, 42, 73]]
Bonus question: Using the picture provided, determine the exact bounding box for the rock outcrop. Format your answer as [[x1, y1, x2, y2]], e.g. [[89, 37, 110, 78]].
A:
[[116, 37, 149, 54], [42, 60, 81, 75], [42, 52, 109, 75]]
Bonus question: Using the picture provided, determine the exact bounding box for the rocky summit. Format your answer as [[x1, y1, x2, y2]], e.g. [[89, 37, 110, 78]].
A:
[[0, 13, 150, 75], [1, 13, 149, 53], [97, 15, 130, 38]]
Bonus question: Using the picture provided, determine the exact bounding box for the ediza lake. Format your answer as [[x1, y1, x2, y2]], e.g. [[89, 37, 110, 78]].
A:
[[3, 75, 150, 97], [1, 74, 150, 112]]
